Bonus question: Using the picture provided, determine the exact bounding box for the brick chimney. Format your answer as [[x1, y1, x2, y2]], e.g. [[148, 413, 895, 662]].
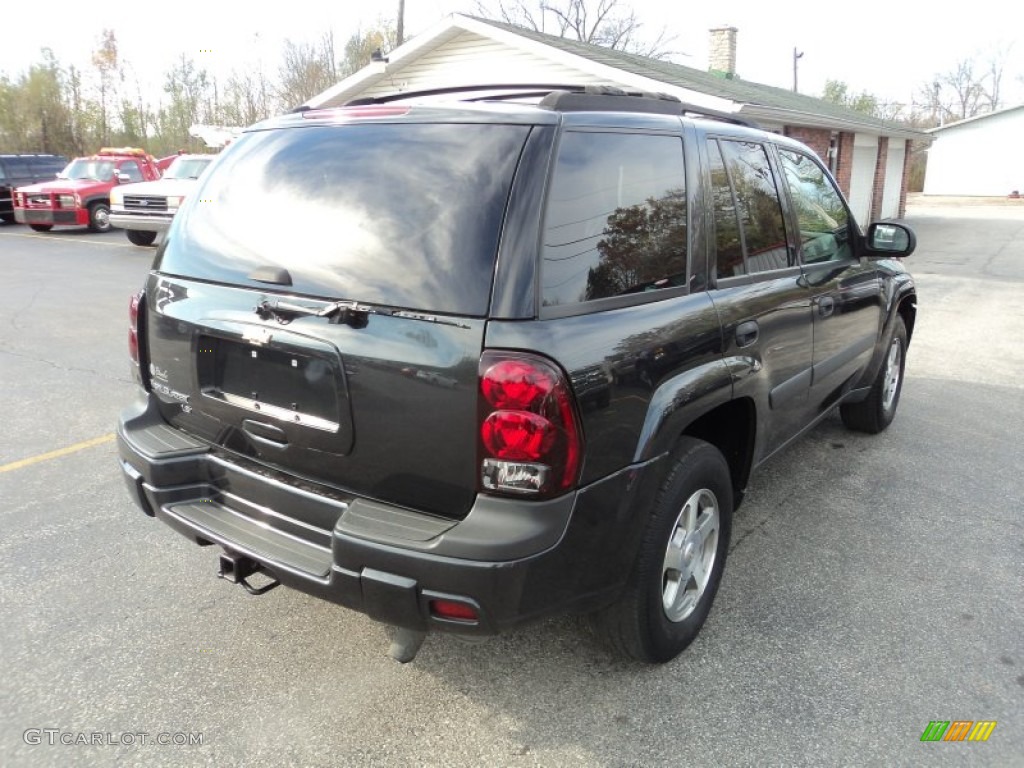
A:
[[709, 26, 738, 78]]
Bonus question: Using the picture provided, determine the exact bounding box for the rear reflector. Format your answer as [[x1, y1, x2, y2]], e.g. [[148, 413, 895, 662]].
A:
[[429, 599, 479, 623]]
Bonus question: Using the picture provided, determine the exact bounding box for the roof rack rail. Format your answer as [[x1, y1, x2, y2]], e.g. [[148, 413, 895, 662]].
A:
[[344, 84, 590, 106], [343, 83, 758, 128], [538, 86, 758, 127]]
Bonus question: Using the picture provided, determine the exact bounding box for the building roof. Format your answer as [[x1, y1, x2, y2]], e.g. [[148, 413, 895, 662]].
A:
[[926, 103, 1024, 133], [308, 14, 927, 140], [469, 17, 917, 136]]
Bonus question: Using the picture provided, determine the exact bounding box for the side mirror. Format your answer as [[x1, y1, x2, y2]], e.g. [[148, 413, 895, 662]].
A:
[[865, 222, 915, 257], [115, 170, 130, 184]]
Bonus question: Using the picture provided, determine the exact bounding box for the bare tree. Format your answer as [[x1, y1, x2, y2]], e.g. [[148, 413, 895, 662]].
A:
[[217, 69, 272, 126], [91, 29, 118, 145], [982, 45, 1012, 112], [340, 25, 398, 78], [915, 50, 1013, 126], [943, 59, 986, 120], [277, 34, 339, 110], [475, 0, 677, 59]]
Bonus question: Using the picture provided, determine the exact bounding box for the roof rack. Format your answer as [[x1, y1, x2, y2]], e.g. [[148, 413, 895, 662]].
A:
[[344, 84, 588, 106], [538, 86, 758, 127], [343, 83, 758, 127]]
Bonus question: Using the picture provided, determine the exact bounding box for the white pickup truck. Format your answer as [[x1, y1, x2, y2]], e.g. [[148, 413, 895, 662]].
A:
[[109, 154, 214, 246]]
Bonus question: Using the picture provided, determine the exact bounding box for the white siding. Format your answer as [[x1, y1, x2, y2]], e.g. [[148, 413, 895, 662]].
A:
[[880, 141, 906, 219], [359, 32, 609, 98], [847, 133, 878, 225], [924, 107, 1024, 196]]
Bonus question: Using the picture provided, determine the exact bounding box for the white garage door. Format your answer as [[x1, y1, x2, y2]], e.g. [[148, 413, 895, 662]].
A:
[[847, 134, 878, 226], [880, 142, 906, 219]]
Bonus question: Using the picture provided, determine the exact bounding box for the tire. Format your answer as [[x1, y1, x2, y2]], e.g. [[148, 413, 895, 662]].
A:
[[126, 230, 158, 246], [590, 437, 733, 662], [29, 224, 53, 232], [87, 202, 111, 233], [840, 315, 907, 434], [0, 213, 15, 224]]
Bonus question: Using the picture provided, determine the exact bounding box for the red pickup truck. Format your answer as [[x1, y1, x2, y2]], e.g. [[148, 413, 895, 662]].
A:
[[13, 147, 176, 233]]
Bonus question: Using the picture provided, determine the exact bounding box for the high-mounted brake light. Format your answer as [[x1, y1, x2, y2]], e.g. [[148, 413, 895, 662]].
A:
[[302, 106, 411, 120], [478, 351, 582, 497]]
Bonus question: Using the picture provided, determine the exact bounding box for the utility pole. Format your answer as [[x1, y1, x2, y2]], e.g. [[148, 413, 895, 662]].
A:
[[792, 47, 804, 93], [397, 0, 405, 46]]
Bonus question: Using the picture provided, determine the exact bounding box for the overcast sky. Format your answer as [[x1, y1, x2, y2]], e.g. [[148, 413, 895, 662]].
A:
[[3, 0, 1021, 110]]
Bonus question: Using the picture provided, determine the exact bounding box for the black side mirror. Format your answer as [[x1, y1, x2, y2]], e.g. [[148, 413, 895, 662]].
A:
[[865, 222, 915, 257]]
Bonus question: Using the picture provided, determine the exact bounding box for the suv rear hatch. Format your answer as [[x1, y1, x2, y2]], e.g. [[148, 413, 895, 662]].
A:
[[146, 117, 533, 519]]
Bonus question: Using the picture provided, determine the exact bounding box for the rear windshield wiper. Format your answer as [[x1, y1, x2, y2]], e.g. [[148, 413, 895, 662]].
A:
[[255, 299, 469, 329]]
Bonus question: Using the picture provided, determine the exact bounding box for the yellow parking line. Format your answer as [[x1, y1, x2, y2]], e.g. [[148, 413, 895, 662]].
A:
[[0, 433, 116, 473], [0, 232, 134, 248]]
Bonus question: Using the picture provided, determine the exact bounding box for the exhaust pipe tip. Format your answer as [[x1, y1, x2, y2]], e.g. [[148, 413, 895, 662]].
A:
[[388, 627, 428, 663]]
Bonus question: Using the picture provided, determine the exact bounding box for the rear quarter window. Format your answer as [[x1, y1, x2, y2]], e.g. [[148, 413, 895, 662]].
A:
[[541, 131, 687, 307], [155, 123, 531, 316]]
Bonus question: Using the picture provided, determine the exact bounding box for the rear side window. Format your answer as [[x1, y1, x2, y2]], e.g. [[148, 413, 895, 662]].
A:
[[155, 123, 530, 316], [708, 139, 791, 278], [541, 132, 687, 307]]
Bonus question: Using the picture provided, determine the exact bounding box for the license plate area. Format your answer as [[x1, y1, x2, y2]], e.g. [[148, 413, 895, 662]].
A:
[[199, 335, 341, 433]]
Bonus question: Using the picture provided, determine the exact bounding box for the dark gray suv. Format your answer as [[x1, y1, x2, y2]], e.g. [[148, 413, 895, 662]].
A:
[[118, 86, 917, 663]]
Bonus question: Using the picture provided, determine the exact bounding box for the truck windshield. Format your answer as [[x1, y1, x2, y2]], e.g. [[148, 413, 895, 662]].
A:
[[155, 122, 530, 316], [164, 157, 214, 180], [59, 159, 115, 181]]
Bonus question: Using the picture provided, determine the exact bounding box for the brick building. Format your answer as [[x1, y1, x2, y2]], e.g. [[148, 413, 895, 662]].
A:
[[308, 16, 926, 223]]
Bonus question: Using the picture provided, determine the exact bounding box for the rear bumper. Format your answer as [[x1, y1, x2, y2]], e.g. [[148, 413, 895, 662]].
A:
[[117, 396, 658, 635], [14, 208, 85, 226], [110, 211, 173, 231]]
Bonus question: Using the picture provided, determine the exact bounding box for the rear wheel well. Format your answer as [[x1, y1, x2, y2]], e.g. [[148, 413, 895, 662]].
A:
[[681, 399, 756, 505]]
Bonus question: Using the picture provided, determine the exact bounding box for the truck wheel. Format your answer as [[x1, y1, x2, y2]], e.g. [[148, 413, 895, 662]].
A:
[[590, 437, 733, 662], [88, 203, 112, 233], [126, 230, 158, 246], [840, 316, 907, 434], [29, 224, 53, 232], [1, 213, 15, 224]]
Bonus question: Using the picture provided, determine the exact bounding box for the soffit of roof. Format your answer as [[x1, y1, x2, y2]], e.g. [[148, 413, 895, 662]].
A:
[[306, 13, 928, 139], [306, 24, 470, 108], [463, 15, 927, 139], [309, 15, 737, 111]]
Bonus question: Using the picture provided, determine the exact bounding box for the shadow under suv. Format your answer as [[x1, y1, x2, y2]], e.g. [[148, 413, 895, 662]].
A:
[[118, 86, 917, 663]]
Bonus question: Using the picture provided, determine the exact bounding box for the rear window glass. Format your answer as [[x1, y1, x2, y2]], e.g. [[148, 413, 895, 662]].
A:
[[4, 158, 30, 177], [30, 157, 66, 176], [155, 123, 530, 316]]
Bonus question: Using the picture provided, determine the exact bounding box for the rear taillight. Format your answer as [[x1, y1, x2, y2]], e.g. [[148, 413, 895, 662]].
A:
[[479, 351, 582, 497], [128, 291, 142, 364]]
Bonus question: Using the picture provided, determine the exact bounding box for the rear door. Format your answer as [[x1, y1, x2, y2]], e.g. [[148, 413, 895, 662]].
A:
[[775, 147, 883, 412], [146, 118, 533, 520], [704, 136, 814, 458]]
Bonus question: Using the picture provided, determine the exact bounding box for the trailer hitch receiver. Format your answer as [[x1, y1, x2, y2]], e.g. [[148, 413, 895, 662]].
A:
[[218, 551, 280, 596]]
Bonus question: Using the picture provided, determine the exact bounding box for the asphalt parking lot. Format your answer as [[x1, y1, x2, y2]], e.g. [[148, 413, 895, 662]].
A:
[[1, 207, 1021, 767]]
